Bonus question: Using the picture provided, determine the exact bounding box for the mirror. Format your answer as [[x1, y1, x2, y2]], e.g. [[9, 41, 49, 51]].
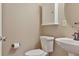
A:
[[41, 3, 59, 25]]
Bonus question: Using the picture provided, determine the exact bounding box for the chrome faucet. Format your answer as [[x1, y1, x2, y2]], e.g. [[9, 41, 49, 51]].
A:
[[73, 32, 79, 41]]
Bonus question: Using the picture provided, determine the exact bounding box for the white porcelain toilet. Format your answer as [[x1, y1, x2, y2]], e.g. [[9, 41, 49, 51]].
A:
[[25, 36, 54, 56]]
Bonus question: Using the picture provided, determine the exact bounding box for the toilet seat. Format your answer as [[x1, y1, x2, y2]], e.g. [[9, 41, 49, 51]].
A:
[[25, 49, 48, 56]]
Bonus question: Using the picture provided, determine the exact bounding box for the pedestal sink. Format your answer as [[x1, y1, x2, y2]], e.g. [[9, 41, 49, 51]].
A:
[[55, 37, 79, 56]]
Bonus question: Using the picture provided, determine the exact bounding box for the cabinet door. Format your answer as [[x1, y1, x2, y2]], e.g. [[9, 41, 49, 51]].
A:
[[42, 4, 54, 25]]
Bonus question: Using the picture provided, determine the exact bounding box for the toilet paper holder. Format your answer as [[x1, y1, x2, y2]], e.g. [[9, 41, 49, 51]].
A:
[[11, 42, 20, 48]]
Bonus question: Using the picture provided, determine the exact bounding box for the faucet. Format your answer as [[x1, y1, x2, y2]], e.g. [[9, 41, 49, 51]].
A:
[[73, 31, 79, 41]]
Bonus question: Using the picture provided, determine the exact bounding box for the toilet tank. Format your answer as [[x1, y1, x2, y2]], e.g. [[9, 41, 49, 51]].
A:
[[40, 36, 54, 52]]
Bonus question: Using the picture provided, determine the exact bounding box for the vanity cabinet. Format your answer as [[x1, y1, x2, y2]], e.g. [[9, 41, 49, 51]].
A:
[[41, 3, 59, 25]]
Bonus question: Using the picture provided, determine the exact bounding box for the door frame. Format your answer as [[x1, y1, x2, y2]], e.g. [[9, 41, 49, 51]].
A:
[[0, 3, 2, 56]]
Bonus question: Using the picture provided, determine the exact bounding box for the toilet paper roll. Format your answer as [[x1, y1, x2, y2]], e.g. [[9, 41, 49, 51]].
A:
[[11, 42, 20, 49]]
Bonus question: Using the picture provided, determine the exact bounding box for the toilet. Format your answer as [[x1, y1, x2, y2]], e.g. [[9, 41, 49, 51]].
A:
[[25, 36, 54, 56]]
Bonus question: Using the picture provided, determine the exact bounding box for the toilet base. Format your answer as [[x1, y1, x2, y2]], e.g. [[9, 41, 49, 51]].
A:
[[48, 52, 53, 56]]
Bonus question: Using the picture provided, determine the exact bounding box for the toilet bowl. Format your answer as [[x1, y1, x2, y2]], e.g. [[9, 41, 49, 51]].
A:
[[25, 36, 54, 56], [25, 49, 48, 56]]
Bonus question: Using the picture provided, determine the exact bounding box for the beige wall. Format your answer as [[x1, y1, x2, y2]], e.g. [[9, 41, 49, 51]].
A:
[[2, 4, 41, 56], [41, 3, 79, 56]]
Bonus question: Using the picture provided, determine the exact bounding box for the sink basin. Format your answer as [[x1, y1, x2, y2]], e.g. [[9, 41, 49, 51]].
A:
[[55, 37, 79, 56]]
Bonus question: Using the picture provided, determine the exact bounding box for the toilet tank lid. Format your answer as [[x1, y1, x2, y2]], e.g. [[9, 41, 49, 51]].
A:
[[40, 36, 54, 40]]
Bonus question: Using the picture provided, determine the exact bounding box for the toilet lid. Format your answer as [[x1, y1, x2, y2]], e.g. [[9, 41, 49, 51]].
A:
[[25, 49, 48, 56]]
